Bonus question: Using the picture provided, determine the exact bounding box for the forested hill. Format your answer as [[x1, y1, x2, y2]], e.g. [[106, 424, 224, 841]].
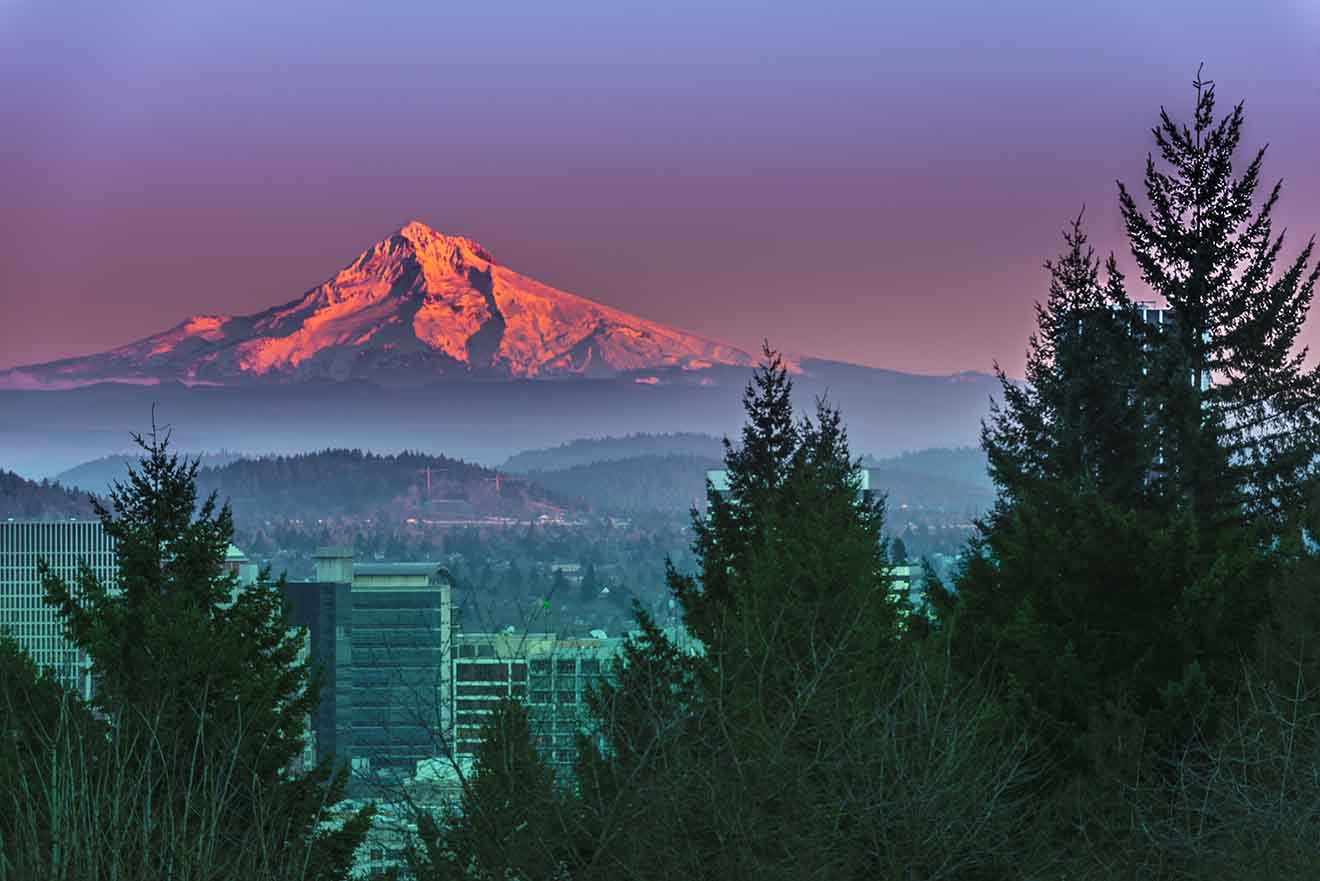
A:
[[528, 454, 725, 513], [528, 446, 995, 514], [58, 451, 247, 495], [0, 469, 98, 519], [193, 449, 571, 523], [503, 433, 726, 473]]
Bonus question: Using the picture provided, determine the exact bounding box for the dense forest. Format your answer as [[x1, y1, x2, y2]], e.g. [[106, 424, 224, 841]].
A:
[[0, 469, 97, 519], [517, 442, 992, 515], [194, 449, 572, 524], [522, 453, 723, 513]]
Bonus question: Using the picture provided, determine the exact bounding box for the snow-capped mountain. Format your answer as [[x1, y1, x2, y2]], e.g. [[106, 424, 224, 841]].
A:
[[0, 221, 757, 389]]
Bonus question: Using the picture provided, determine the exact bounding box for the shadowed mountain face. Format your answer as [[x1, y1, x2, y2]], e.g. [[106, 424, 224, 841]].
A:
[[0, 221, 755, 389]]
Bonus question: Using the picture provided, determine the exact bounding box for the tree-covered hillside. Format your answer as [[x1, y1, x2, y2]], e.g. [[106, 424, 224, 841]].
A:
[[527, 447, 993, 514], [525, 454, 724, 513], [57, 451, 246, 495], [195, 449, 572, 524], [0, 469, 97, 519]]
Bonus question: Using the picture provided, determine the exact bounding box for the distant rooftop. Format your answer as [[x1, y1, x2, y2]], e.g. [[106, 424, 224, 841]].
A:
[[354, 562, 449, 579]]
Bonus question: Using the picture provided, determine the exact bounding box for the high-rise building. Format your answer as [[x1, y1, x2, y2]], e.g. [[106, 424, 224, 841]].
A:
[[451, 631, 623, 780], [0, 520, 115, 700], [283, 578, 354, 772], [309, 548, 453, 794]]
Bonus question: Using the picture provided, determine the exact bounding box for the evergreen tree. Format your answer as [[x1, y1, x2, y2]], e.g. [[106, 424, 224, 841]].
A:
[[674, 343, 798, 654], [950, 75, 1318, 774], [41, 426, 371, 879], [618, 349, 908, 879], [672, 350, 899, 714], [412, 699, 560, 881], [571, 605, 700, 879], [984, 210, 1154, 510], [1118, 68, 1320, 531], [515, 349, 1039, 881]]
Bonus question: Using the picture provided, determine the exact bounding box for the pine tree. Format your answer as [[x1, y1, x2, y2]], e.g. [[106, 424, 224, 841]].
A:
[[661, 350, 906, 879], [571, 606, 699, 877], [554, 349, 1037, 880], [1118, 68, 1320, 532], [983, 211, 1153, 509], [41, 425, 371, 879], [672, 349, 899, 712], [674, 342, 798, 654], [413, 699, 559, 881], [950, 74, 1318, 772]]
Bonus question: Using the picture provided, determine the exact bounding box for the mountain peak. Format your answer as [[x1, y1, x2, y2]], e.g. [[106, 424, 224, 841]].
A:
[[0, 223, 754, 388], [395, 220, 495, 266]]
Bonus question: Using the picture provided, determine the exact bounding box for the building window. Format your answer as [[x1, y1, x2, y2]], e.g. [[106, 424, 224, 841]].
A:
[[456, 663, 508, 682]]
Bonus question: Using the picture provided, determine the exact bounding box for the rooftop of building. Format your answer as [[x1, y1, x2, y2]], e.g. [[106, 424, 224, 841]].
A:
[[354, 562, 450, 578]]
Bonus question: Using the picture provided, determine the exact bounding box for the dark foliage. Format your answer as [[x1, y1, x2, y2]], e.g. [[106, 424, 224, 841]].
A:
[[41, 426, 372, 880]]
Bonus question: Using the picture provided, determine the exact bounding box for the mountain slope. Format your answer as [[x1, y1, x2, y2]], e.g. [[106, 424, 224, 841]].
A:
[[0, 222, 755, 389]]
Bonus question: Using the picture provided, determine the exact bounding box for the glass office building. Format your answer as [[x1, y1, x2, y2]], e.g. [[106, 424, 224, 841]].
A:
[[342, 559, 453, 788], [0, 520, 115, 700]]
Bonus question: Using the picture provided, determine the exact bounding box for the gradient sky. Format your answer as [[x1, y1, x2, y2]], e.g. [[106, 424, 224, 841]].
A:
[[2, 0, 1318, 377]]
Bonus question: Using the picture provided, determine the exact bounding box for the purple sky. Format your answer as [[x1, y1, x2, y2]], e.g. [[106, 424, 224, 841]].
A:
[[2, 0, 1317, 377]]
